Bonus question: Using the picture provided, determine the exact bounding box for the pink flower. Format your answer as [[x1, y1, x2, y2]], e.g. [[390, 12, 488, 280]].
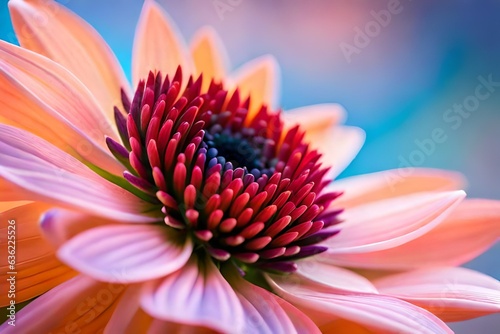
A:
[[1, 0, 499, 333]]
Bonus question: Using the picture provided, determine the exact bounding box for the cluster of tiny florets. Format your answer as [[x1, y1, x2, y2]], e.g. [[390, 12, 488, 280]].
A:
[[106, 67, 342, 272]]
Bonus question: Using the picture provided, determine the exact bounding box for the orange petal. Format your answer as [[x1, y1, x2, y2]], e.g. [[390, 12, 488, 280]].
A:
[[190, 26, 229, 92], [132, 0, 191, 86], [0, 202, 52, 265], [374, 267, 500, 321], [51, 279, 124, 334], [9, 0, 131, 121], [0, 275, 125, 333], [0, 176, 35, 202], [0, 40, 123, 175], [13, 261, 76, 306], [283, 103, 347, 134], [148, 321, 219, 334], [320, 319, 372, 334], [328, 168, 466, 209], [105, 285, 154, 334], [0, 200, 31, 212], [306, 125, 365, 179], [323, 199, 500, 270], [0, 202, 76, 305], [230, 55, 280, 123]]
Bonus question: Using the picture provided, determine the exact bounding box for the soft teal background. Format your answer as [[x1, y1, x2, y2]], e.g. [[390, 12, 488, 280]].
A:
[[1, 0, 499, 332]]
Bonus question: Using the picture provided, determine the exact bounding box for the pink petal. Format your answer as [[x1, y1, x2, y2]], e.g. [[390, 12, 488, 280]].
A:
[[324, 190, 465, 253], [141, 256, 245, 333], [0, 124, 153, 223], [230, 55, 280, 120], [275, 296, 323, 334], [226, 267, 321, 334], [306, 125, 365, 179], [323, 199, 500, 270], [0, 202, 75, 305], [295, 259, 378, 294], [190, 26, 229, 92], [0, 275, 124, 333], [9, 0, 131, 121], [283, 103, 347, 132], [268, 276, 452, 334], [328, 168, 466, 209], [40, 208, 115, 248], [58, 224, 192, 283], [133, 0, 191, 86], [0, 40, 123, 175], [374, 267, 500, 321]]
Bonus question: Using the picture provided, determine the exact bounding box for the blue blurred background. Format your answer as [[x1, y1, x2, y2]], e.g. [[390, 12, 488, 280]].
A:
[[1, 0, 499, 332]]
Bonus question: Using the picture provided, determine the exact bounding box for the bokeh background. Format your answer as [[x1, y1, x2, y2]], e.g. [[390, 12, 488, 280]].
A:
[[1, 0, 499, 332]]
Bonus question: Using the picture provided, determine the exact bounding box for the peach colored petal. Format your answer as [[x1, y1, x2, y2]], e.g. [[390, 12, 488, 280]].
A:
[[0, 125, 154, 223], [374, 267, 500, 322], [320, 319, 372, 334], [147, 320, 219, 334], [0, 202, 76, 305], [9, 0, 131, 120], [105, 285, 156, 334], [324, 191, 465, 253], [0, 275, 125, 333], [58, 307, 119, 334], [328, 168, 466, 209], [0, 176, 34, 202], [114, 294, 219, 334], [12, 263, 76, 305], [295, 260, 378, 294], [141, 255, 245, 333], [283, 103, 347, 134], [230, 55, 280, 122], [45, 277, 125, 334], [322, 199, 500, 270], [0, 202, 52, 265], [0, 200, 31, 212], [58, 224, 192, 283], [190, 26, 229, 92], [306, 125, 365, 179], [226, 267, 321, 334], [133, 0, 191, 86], [268, 276, 452, 334], [0, 40, 123, 175]]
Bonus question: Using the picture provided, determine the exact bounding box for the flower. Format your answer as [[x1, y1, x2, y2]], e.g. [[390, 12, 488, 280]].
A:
[[1, 0, 499, 333]]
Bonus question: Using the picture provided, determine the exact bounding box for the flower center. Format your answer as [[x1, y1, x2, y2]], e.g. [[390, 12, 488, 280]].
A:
[[204, 130, 273, 174], [108, 68, 342, 273]]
